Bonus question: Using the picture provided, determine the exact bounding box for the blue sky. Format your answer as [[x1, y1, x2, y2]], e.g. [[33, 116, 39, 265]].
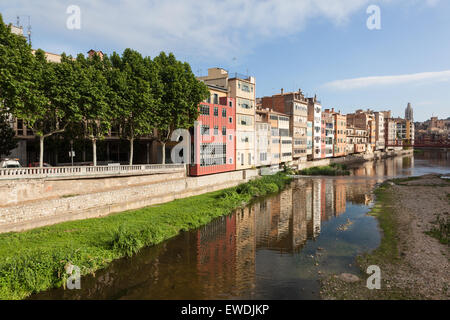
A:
[[1, 0, 449, 121]]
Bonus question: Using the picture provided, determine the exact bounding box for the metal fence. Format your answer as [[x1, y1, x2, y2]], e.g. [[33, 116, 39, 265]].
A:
[[0, 164, 186, 180]]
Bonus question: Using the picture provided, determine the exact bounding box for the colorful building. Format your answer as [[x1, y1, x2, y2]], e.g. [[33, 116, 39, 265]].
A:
[[321, 111, 334, 158], [199, 68, 256, 170], [307, 96, 322, 160], [189, 85, 236, 176], [261, 89, 308, 162]]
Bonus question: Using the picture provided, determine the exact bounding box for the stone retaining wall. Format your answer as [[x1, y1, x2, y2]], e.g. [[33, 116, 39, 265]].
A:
[[0, 169, 259, 233]]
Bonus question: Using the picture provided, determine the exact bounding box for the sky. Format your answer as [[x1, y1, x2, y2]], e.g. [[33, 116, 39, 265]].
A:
[[1, 0, 449, 121]]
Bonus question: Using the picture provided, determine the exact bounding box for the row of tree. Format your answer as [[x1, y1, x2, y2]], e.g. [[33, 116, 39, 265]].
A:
[[0, 14, 210, 166]]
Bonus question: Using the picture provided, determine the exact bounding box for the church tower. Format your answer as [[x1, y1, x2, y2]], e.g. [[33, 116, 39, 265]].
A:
[[405, 103, 413, 121]]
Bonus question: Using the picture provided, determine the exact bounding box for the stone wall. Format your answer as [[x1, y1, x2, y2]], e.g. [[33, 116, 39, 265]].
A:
[[0, 170, 187, 206], [0, 169, 259, 233]]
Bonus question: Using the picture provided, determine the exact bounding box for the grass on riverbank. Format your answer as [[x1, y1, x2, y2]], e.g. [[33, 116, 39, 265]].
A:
[[0, 172, 292, 300], [298, 163, 350, 176], [425, 215, 449, 245], [361, 183, 400, 265]]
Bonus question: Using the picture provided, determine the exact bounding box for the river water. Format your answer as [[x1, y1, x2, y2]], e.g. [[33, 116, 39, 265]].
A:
[[31, 150, 450, 300]]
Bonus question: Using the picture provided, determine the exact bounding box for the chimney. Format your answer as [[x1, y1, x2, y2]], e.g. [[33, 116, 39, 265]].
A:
[[331, 108, 335, 113], [281, 88, 284, 95]]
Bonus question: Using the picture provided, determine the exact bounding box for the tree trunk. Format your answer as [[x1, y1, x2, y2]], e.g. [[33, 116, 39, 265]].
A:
[[161, 142, 166, 164], [92, 138, 97, 166], [129, 138, 134, 165], [39, 135, 44, 167]]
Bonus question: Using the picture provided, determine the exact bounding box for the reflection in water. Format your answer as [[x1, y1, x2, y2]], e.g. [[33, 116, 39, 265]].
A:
[[31, 152, 450, 300]]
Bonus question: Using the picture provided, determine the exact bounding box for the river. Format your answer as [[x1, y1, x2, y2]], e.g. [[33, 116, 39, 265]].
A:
[[31, 149, 450, 300]]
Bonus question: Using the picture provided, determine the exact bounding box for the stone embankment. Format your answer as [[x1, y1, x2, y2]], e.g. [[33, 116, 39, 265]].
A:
[[0, 169, 259, 233]]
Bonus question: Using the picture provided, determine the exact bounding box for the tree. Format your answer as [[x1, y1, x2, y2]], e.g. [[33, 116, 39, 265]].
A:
[[152, 52, 210, 164], [13, 51, 80, 167], [108, 49, 156, 165], [0, 113, 17, 156], [0, 14, 34, 160], [71, 53, 110, 166], [0, 15, 34, 111]]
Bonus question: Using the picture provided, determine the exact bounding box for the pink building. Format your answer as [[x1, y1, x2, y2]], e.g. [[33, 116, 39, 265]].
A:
[[189, 85, 236, 176]]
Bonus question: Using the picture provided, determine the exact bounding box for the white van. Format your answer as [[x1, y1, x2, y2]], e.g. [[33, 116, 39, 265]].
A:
[[0, 158, 22, 168]]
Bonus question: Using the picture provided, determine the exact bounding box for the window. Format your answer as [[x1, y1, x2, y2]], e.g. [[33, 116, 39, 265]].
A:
[[214, 107, 218, 117], [239, 115, 252, 126], [248, 153, 251, 165], [200, 105, 209, 115], [17, 120, 23, 135], [214, 126, 219, 135], [229, 117, 233, 124], [222, 108, 227, 118], [229, 101, 233, 107], [201, 125, 210, 135], [213, 94, 218, 104], [222, 126, 226, 136]]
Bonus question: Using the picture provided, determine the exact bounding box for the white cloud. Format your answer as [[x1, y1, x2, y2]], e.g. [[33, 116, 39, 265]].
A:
[[323, 70, 450, 90], [1, 0, 371, 60], [0, 0, 441, 61]]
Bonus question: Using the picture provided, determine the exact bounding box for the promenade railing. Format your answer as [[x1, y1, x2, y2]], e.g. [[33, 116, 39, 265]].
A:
[[0, 164, 186, 180]]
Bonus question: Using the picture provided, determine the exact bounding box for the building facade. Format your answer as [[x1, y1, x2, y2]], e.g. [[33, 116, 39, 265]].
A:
[[307, 96, 322, 160], [261, 89, 308, 162], [199, 68, 256, 170], [189, 85, 236, 176]]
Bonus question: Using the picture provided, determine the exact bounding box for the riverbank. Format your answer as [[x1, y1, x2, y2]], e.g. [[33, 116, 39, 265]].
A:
[[320, 174, 450, 300], [298, 163, 350, 176], [0, 172, 292, 300]]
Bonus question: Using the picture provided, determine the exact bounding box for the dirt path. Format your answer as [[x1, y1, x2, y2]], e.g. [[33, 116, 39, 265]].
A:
[[321, 174, 450, 300]]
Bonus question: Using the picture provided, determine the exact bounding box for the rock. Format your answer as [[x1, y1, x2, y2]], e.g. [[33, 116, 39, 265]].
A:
[[338, 273, 360, 283]]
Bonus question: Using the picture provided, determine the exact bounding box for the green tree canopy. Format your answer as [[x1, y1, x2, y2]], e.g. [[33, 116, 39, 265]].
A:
[[108, 49, 157, 165], [153, 52, 210, 164], [0, 113, 17, 156]]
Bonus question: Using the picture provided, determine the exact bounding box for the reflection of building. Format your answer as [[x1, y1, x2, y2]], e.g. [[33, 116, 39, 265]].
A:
[[235, 206, 256, 296], [197, 215, 237, 295], [291, 181, 308, 250], [334, 179, 346, 216], [312, 179, 321, 237]]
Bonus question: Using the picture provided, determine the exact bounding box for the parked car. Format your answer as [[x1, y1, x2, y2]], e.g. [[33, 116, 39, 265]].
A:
[[0, 158, 22, 168], [28, 162, 52, 168]]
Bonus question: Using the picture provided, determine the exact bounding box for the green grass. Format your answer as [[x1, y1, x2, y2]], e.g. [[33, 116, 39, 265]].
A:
[[391, 176, 421, 185], [425, 215, 449, 245], [0, 172, 292, 300], [358, 183, 400, 266], [299, 163, 350, 176]]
